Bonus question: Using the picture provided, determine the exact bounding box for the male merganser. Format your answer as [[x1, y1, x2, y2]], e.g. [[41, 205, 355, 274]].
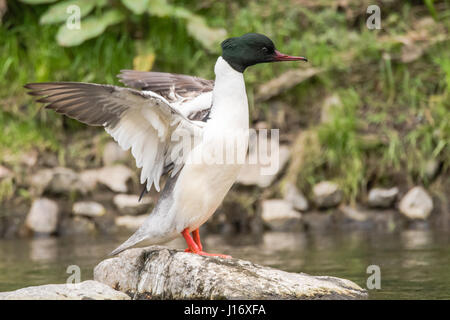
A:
[[25, 33, 307, 258]]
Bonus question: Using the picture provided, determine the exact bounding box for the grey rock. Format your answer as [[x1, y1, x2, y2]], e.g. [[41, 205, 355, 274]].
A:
[[261, 199, 302, 231], [0, 280, 130, 300], [368, 187, 399, 208], [59, 216, 97, 236], [47, 167, 80, 194], [79, 169, 100, 192], [29, 169, 54, 195], [113, 194, 152, 215], [284, 183, 309, 211], [115, 214, 147, 231], [303, 212, 335, 231], [102, 141, 129, 165], [313, 181, 343, 208], [237, 144, 290, 188], [94, 246, 367, 300], [73, 201, 106, 217], [30, 167, 86, 195], [78, 166, 134, 193], [399, 186, 433, 220], [25, 198, 59, 234], [97, 165, 133, 193], [210, 191, 263, 234]]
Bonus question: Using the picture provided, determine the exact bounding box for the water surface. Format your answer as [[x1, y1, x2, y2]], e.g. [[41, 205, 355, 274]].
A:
[[1, 229, 449, 299]]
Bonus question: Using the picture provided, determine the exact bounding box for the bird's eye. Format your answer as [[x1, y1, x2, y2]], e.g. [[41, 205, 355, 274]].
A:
[[261, 47, 268, 53]]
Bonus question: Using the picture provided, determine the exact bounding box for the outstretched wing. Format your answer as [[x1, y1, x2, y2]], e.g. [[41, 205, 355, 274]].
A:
[[118, 70, 214, 121], [24, 82, 202, 192]]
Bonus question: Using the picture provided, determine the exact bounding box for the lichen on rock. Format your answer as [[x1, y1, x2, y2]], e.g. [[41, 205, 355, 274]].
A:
[[93, 246, 368, 300]]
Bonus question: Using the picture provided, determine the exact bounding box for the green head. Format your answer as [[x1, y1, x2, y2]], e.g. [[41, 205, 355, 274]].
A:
[[221, 33, 307, 73]]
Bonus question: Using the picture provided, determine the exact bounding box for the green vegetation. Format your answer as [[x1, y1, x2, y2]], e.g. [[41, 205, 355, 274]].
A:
[[0, 0, 449, 202]]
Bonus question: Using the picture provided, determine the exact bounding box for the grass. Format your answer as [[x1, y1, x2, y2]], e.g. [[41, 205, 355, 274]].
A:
[[0, 0, 449, 202]]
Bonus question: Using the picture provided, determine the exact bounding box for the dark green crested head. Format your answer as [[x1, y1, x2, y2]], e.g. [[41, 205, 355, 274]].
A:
[[221, 33, 307, 73]]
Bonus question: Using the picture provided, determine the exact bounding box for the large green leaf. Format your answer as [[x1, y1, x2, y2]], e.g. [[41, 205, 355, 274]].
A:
[[121, 0, 149, 15], [40, 0, 98, 25], [147, 0, 226, 52], [147, 0, 176, 17], [19, 0, 58, 4], [56, 9, 125, 47]]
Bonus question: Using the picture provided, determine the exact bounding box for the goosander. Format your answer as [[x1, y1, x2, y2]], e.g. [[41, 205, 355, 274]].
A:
[[25, 33, 307, 258]]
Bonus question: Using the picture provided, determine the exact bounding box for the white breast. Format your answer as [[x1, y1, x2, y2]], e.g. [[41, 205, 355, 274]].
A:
[[170, 57, 250, 232]]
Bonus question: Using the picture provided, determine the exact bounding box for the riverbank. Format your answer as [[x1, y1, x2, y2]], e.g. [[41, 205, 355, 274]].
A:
[[0, 132, 449, 240]]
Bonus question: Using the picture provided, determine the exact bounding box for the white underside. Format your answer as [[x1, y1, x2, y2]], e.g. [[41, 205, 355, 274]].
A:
[[135, 57, 249, 245]]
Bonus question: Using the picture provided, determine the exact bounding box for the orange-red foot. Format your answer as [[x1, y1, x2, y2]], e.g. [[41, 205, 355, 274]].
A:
[[182, 228, 231, 259], [184, 248, 231, 259]]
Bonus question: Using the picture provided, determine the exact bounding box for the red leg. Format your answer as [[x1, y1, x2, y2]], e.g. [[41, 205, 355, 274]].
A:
[[192, 229, 203, 251], [181, 228, 231, 259], [182, 228, 200, 252]]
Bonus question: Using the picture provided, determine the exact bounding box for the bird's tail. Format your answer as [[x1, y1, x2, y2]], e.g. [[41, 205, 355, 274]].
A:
[[111, 172, 180, 256], [110, 231, 148, 256], [109, 211, 176, 256]]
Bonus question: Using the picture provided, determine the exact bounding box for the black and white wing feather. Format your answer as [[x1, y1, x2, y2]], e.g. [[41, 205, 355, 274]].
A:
[[118, 70, 214, 121], [24, 82, 202, 192]]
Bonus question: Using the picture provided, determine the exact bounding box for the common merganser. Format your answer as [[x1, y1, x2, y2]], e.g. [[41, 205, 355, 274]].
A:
[[25, 33, 307, 258]]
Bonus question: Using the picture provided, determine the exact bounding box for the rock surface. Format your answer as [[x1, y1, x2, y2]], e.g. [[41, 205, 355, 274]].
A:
[[30, 167, 88, 195], [0, 280, 130, 300], [113, 194, 152, 215], [261, 199, 302, 231], [25, 198, 59, 234], [47, 167, 80, 194], [115, 214, 147, 230], [59, 216, 96, 236], [94, 246, 368, 300], [97, 165, 133, 193], [73, 201, 106, 217], [29, 169, 54, 195], [313, 181, 343, 208], [399, 186, 433, 220], [79, 169, 100, 192], [368, 187, 398, 208], [284, 183, 309, 211], [102, 141, 129, 165], [302, 212, 335, 231], [237, 144, 290, 188]]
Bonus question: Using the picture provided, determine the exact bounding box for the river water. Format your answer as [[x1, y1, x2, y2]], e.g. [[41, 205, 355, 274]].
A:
[[0, 228, 449, 299]]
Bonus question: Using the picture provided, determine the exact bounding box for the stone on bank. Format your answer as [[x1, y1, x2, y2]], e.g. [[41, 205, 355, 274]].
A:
[[368, 187, 399, 208], [399, 186, 433, 220], [312, 181, 343, 209], [25, 198, 59, 235]]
